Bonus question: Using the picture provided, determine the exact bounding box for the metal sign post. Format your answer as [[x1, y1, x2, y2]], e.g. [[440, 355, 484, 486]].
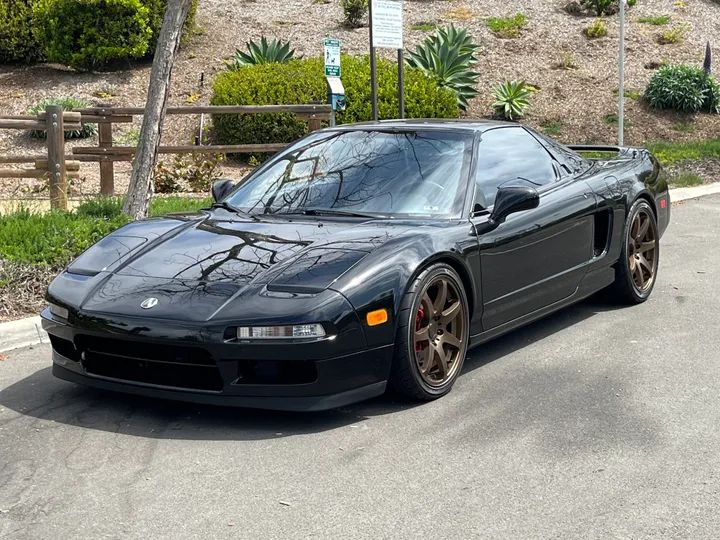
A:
[[618, 0, 626, 146], [325, 38, 345, 127], [369, 0, 404, 120]]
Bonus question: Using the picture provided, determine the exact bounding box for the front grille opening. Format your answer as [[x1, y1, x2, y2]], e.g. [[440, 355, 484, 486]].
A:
[[234, 359, 317, 385], [49, 335, 80, 361], [75, 335, 215, 366], [76, 335, 222, 392]]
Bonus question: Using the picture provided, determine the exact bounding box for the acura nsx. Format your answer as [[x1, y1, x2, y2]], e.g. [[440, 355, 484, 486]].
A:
[[42, 120, 670, 410]]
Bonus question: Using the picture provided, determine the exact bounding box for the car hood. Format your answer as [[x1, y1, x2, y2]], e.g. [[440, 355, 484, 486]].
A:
[[58, 211, 417, 321]]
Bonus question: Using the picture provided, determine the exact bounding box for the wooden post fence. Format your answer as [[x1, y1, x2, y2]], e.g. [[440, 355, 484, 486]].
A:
[[0, 103, 332, 205]]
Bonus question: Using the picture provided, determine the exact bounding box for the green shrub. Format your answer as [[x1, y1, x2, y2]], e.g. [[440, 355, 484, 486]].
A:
[[645, 64, 720, 113], [657, 22, 691, 44], [153, 153, 224, 193], [140, 0, 198, 49], [406, 24, 480, 110], [486, 14, 527, 38], [492, 80, 532, 120], [585, 18, 607, 38], [580, 0, 637, 16], [210, 56, 458, 149], [0, 0, 43, 64], [230, 37, 297, 69], [33, 0, 153, 70], [340, 0, 368, 28], [669, 172, 703, 187], [26, 97, 98, 139], [637, 15, 670, 25]]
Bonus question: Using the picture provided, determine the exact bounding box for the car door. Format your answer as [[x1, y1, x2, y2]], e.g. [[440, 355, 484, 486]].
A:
[[471, 127, 598, 331]]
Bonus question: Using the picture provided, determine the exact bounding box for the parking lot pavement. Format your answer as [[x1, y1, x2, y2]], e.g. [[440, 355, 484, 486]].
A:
[[1, 194, 719, 540]]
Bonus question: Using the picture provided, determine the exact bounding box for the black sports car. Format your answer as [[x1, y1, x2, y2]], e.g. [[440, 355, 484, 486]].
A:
[[42, 120, 670, 410]]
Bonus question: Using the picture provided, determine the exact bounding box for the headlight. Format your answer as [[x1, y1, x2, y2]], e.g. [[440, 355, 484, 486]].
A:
[[237, 324, 326, 339], [49, 303, 69, 320]]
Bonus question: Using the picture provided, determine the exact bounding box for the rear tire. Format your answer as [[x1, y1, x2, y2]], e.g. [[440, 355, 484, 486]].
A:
[[609, 199, 659, 304], [388, 264, 470, 401]]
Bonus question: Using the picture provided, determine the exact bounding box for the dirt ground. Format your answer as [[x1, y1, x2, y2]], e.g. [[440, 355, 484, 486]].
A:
[[0, 0, 718, 199]]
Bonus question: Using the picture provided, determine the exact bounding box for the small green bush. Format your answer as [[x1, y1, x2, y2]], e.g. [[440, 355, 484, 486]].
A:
[[645, 64, 720, 113], [340, 0, 368, 28], [580, 0, 637, 16], [585, 18, 607, 38], [33, 0, 153, 70], [637, 15, 670, 25], [0, 0, 43, 64], [140, 0, 198, 49], [657, 22, 691, 44], [210, 56, 458, 149], [153, 153, 224, 193], [27, 97, 98, 139], [486, 14, 527, 38]]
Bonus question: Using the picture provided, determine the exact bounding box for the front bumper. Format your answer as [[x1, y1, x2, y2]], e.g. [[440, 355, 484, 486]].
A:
[[41, 310, 393, 411]]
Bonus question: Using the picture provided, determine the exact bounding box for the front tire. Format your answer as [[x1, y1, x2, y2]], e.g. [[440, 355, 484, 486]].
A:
[[388, 264, 470, 401], [609, 199, 660, 304]]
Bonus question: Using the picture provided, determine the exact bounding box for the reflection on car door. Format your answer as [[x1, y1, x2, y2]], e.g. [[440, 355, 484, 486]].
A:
[[472, 128, 598, 330]]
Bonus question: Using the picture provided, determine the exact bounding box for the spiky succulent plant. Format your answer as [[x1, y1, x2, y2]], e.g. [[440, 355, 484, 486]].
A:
[[230, 37, 297, 69]]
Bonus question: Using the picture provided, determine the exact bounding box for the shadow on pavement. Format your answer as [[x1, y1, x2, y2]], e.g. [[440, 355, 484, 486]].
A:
[[0, 295, 623, 441]]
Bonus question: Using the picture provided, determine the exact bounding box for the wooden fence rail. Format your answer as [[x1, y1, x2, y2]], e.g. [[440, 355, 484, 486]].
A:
[[0, 103, 332, 210]]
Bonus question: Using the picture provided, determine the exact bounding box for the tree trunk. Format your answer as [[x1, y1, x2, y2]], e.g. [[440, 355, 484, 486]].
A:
[[122, 0, 194, 220]]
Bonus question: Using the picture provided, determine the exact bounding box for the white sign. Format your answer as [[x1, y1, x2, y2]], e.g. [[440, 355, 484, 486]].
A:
[[371, 0, 404, 50], [324, 38, 341, 77]]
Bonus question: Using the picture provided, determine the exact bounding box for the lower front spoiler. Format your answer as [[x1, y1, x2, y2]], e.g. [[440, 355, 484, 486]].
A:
[[52, 362, 387, 412]]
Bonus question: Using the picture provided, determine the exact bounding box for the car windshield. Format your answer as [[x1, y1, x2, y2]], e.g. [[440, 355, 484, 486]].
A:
[[224, 129, 473, 218]]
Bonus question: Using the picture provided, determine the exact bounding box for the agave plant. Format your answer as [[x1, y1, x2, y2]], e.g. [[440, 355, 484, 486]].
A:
[[26, 97, 97, 139], [406, 24, 481, 110], [492, 81, 533, 120], [230, 37, 297, 68]]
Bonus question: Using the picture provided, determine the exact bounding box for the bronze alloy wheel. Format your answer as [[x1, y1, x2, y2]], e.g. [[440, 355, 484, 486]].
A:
[[412, 277, 467, 387], [627, 206, 658, 293]]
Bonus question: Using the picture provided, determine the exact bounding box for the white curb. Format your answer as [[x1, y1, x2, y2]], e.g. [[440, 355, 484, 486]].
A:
[[0, 316, 48, 353], [0, 183, 716, 354], [670, 182, 720, 203]]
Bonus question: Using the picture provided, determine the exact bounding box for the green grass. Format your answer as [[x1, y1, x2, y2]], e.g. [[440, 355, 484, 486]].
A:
[[486, 13, 527, 38], [410, 22, 436, 31], [669, 172, 703, 187], [613, 88, 642, 100], [673, 121, 696, 133], [646, 137, 720, 166], [637, 15, 671, 25], [541, 119, 563, 137], [0, 196, 212, 268], [603, 114, 634, 127]]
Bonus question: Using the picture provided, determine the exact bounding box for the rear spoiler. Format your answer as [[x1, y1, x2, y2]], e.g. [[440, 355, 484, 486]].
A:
[[568, 145, 640, 159]]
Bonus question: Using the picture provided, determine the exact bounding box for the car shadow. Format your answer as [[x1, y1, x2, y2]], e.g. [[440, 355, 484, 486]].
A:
[[0, 295, 620, 441]]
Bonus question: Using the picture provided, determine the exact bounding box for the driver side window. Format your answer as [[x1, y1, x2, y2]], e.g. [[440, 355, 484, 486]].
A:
[[475, 127, 557, 209]]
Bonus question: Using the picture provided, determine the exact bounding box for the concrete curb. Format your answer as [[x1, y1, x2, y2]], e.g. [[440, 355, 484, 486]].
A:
[[0, 316, 48, 353], [0, 183, 717, 354], [670, 182, 720, 203]]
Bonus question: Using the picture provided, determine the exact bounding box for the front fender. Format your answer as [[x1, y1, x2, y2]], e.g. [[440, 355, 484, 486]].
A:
[[329, 226, 479, 348]]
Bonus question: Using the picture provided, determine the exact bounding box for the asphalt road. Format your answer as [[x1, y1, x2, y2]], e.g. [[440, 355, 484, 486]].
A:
[[2, 195, 720, 540]]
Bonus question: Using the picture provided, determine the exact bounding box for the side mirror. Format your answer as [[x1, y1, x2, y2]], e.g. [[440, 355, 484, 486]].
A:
[[476, 186, 539, 234], [211, 179, 235, 202]]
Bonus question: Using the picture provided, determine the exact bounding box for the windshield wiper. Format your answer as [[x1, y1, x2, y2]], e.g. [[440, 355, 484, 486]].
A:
[[288, 208, 383, 219], [210, 201, 257, 220]]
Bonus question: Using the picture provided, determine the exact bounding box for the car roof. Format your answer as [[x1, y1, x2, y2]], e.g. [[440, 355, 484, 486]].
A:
[[329, 119, 519, 133]]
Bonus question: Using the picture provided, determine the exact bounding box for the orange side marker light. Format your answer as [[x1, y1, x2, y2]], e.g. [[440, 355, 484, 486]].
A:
[[367, 309, 388, 326]]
